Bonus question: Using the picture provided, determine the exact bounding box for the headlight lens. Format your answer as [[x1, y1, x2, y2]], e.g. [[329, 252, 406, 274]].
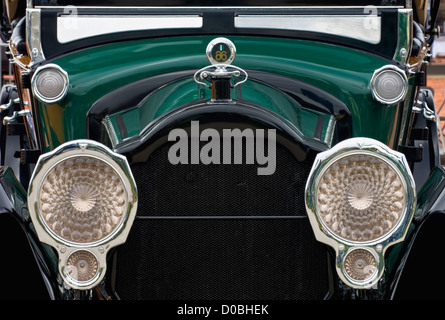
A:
[[371, 65, 407, 105], [66, 250, 99, 284], [316, 153, 405, 243], [28, 140, 137, 290], [343, 248, 378, 283], [32, 64, 69, 104], [39, 156, 127, 245], [305, 138, 415, 289]]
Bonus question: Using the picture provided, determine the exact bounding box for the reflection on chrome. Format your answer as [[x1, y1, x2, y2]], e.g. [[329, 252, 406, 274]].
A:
[[305, 137, 416, 288], [28, 140, 137, 290]]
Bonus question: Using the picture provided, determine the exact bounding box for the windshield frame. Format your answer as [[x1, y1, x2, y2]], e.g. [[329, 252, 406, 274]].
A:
[[30, 6, 407, 64]]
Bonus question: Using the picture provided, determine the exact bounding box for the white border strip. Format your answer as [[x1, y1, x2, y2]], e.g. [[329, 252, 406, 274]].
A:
[[235, 15, 381, 44], [57, 15, 203, 43]]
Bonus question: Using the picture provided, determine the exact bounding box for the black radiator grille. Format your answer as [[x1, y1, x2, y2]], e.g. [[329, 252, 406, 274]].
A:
[[133, 141, 308, 217], [112, 140, 330, 300]]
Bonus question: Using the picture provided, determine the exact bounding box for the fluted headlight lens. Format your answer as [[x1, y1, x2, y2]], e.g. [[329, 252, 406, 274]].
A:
[[66, 250, 99, 283], [306, 138, 415, 289], [343, 248, 378, 283], [28, 140, 137, 290], [316, 152, 406, 243], [39, 156, 127, 245], [371, 66, 407, 105], [32, 64, 69, 104]]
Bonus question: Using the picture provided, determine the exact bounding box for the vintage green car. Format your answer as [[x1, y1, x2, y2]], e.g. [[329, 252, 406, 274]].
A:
[[0, 0, 443, 301]]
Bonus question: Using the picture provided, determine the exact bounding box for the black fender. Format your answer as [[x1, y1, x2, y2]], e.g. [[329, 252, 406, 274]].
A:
[[0, 166, 55, 299], [391, 165, 445, 299]]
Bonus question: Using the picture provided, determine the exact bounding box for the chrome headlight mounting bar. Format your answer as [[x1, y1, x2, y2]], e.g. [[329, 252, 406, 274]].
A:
[[27, 140, 138, 290], [305, 137, 416, 289]]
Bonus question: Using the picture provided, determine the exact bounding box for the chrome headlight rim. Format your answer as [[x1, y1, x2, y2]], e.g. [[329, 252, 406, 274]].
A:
[[305, 138, 416, 289], [370, 65, 408, 105], [36, 154, 129, 247], [28, 140, 137, 249], [31, 63, 69, 104], [28, 140, 137, 290], [310, 149, 412, 247], [306, 138, 416, 248]]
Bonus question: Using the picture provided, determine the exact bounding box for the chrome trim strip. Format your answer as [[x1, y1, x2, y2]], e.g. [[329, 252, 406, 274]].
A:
[[102, 116, 120, 149], [57, 15, 203, 43], [324, 115, 336, 147], [26, 8, 45, 63], [235, 15, 381, 44], [393, 9, 413, 65]]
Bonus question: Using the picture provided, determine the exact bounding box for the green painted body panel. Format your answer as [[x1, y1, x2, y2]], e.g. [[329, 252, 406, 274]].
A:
[[37, 36, 405, 152], [104, 77, 333, 146]]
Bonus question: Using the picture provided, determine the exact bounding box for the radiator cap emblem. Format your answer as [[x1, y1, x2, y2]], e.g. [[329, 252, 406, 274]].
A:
[[206, 37, 236, 65]]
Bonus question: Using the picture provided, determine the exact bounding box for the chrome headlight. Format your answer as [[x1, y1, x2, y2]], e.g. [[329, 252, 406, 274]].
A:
[[305, 138, 415, 288], [370, 65, 408, 105], [28, 140, 137, 290], [32, 64, 69, 104]]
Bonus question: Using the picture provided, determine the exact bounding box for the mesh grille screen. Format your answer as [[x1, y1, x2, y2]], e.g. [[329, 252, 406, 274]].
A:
[[115, 219, 328, 300], [112, 139, 330, 299], [133, 141, 308, 217]]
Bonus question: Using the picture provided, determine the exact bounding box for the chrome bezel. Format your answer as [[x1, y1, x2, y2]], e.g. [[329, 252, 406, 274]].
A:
[[206, 37, 236, 65], [312, 150, 409, 246], [31, 64, 69, 104], [35, 154, 129, 247], [305, 137, 416, 289], [370, 65, 408, 105], [28, 139, 138, 290]]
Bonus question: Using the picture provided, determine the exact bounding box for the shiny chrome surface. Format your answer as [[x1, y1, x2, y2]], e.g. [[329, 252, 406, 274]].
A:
[[31, 64, 69, 104], [305, 137, 416, 289], [206, 37, 236, 65], [393, 9, 413, 65], [194, 64, 248, 88], [27, 139, 138, 290], [370, 65, 408, 105], [3, 109, 31, 125], [26, 8, 45, 64]]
